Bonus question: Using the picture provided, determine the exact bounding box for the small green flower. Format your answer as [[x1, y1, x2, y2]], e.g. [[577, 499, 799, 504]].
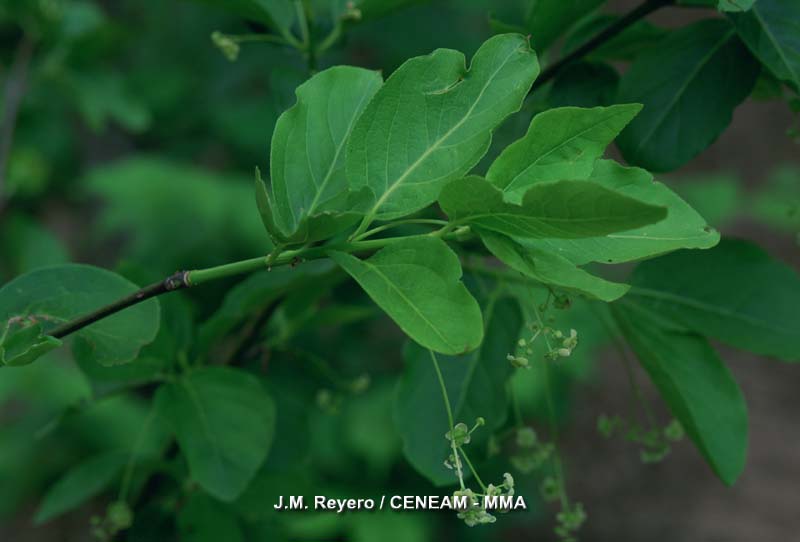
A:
[[211, 31, 240, 61], [516, 427, 538, 448], [445, 422, 471, 446]]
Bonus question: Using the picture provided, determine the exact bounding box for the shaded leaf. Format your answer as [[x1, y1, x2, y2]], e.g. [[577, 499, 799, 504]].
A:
[[729, 0, 800, 90], [35, 451, 126, 524], [613, 303, 748, 485], [548, 62, 619, 108], [155, 367, 276, 501], [616, 19, 760, 172], [523, 0, 605, 52], [627, 239, 800, 361]]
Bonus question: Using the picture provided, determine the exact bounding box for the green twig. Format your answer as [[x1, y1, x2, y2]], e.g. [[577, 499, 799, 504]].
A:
[[430, 350, 466, 489]]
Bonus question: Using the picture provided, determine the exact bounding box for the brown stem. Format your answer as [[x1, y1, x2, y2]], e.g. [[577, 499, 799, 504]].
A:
[[49, 271, 190, 339]]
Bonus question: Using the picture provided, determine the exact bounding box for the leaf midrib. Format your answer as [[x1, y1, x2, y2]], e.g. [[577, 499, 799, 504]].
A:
[[503, 108, 634, 193], [629, 285, 794, 336], [358, 259, 458, 351], [634, 28, 735, 152], [366, 45, 522, 218]]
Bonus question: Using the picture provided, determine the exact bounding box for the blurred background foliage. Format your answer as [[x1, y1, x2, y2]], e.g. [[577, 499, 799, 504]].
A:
[[0, 0, 797, 540]]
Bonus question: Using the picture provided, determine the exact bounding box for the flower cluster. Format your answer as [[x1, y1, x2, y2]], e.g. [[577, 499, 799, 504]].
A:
[[453, 473, 515, 527], [507, 324, 579, 368], [598, 414, 685, 463], [510, 426, 554, 474]]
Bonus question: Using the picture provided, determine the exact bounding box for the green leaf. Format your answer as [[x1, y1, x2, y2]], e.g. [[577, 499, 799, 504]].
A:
[[35, 451, 126, 524], [729, 0, 800, 90], [533, 160, 720, 265], [394, 298, 522, 485], [627, 239, 800, 361], [439, 176, 666, 239], [486, 104, 642, 200], [346, 33, 539, 222], [616, 19, 760, 172], [0, 264, 160, 367], [523, 0, 605, 52], [613, 303, 748, 485], [719, 0, 756, 11], [479, 231, 629, 301], [0, 321, 62, 367], [155, 367, 276, 501], [329, 237, 483, 355], [266, 66, 382, 243]]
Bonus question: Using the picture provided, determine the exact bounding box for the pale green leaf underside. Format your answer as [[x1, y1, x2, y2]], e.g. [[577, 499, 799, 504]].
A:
[[0, 264, 160, 367], [329, 237, 484, 355], [155, 367, 276, 501], [479, 231, 629, 302], [487, 104, 642, 201], [532, 160, 719, 265], [269, 66, 382, 240], [614, 303, 748, 485], [439, 175, 667, 239], [346, 33, 540, 222]]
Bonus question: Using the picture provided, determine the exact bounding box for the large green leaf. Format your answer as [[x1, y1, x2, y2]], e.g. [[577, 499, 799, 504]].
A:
[[394, 298, 522, 485], [329, 237, 483, 355], [487, 104, 642, 201], [627, 239, 800, 361], [0, 264, 160, 367], [616, 19, 760, 172], [155, 367, 276, 501], [533, 160, 720, 265], [479, 231, 629, 301], [439, 176, 666, 239], [346, 33, 539, 222], [266, 66, 382, 243], [34, 451, 126, 524], [729, 0, 800, 90], [613, 303, 748, 485]]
